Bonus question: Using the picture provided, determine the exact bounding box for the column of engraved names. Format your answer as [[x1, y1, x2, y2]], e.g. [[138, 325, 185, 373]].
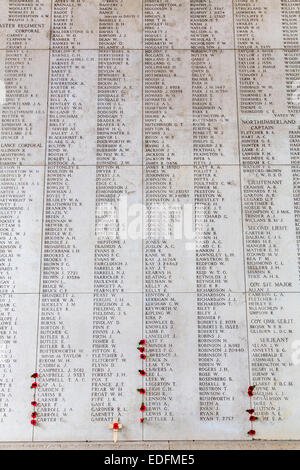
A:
[[144, 0, 194, 430], [0, 0, 50, 440], [35, 1, 98, 439], [190, 0, 249, 434], [285, 0, 300, 281], [91, 0, 143, 436], [235, 0, 300, 438]]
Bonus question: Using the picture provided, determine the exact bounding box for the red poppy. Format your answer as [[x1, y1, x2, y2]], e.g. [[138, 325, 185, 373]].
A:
[[138, 347, 145, 353], [31, 401, 37, 407], [139, 370, 146, 376], [139, 340, 146, 345], [31, 412, 37, 418], [113, 423, 119, 430], [31, 373, 39, 379], [250, 416, 258, 422], [31, 420, 37, 426], [248, 391, 253, 397], [140, 403, 146, 412], [31, 382, 38, 389], [140, 418, 146, 423], [248, 386, 255, 391], [137, 388, 146, 394], [248, 430, 256, 436], [140, 354, 146, 360], [246, 409, 254, 414]]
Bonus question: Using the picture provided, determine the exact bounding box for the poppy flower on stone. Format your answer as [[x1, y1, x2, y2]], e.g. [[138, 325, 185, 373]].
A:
[[31, 420, 37, 426], [139, 370, 146, 376], [31, 401, 37, 407], [137, 388, 146, 394], [113, 423, 119, 430], [250, 416, 258, 422], [246, 409, 254, 414], [248, 430, 256, 436], [31, 412, 37, 419], [31, 382, 38, 389], [140, 418, 146, 423], [31, 373, 39, 379], [140, 403, 146, 412], [138, 347, 145, 353], [139, 340, 146, 345], [248, 386, 255, 391], [248, 391, 253, 397], [140, 354, 146, 360]]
